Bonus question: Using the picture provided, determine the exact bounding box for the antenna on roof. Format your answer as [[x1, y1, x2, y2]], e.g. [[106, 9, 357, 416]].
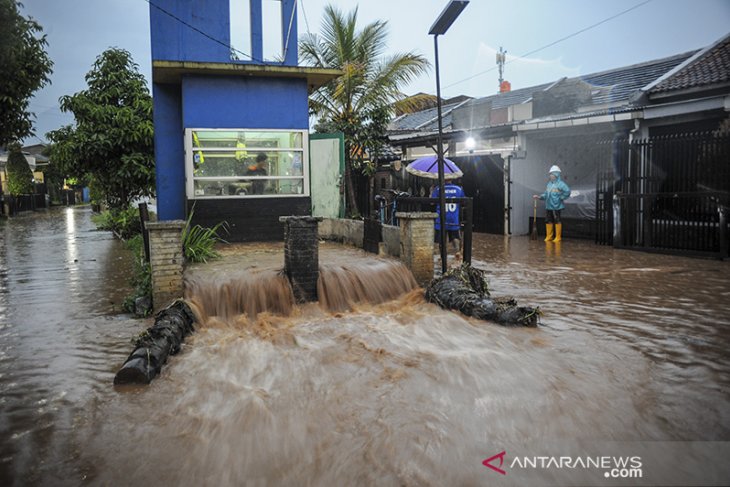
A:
[[496, 47, 510, 93]]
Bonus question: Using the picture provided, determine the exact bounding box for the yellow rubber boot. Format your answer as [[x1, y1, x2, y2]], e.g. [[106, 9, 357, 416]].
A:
[[544, 223, 554, 242], [553, 223, 562, 242]]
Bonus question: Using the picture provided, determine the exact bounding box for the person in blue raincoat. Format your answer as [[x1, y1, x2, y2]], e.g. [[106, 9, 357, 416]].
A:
[[533, 165, 571, 242]]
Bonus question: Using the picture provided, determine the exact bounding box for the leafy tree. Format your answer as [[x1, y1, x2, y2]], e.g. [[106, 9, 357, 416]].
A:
[[47, 48, 154, 210], [0, 0, 53, 146], [39, 144, 64, 203], [6, 145, 33, 196], [300, 5, 429, 216]]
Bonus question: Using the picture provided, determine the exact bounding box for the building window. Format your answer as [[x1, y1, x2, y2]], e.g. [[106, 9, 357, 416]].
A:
[[229, 0, 252, 61], [186, 129, 308, 198], [262, 0, 284, 62]]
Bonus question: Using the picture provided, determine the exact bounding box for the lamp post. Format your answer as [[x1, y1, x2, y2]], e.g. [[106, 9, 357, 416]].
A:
[[430, 0, 469, 274]]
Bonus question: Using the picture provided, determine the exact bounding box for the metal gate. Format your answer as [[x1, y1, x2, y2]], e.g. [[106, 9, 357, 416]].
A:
[[600, 132, 730, 258]]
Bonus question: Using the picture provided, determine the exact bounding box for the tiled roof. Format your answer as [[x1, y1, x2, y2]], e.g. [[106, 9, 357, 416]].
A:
[[649, 34, 730, 93], [488, 82, 554, 109], [414, 111, 453, 131], [388, 101, 464, 131], [583, 51, 695, 103]]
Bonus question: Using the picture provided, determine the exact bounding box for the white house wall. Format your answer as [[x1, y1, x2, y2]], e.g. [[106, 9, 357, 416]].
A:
[[511, 130, 616, 235]]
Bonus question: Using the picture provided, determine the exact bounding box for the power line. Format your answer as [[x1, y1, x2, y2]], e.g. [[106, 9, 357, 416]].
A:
[[143, 0, 264, 63], [31, 134, 47, 145], [443, 0, 653, 91]]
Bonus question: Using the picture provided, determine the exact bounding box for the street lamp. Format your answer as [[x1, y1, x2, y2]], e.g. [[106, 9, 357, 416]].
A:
[[430, 0, 469, 274]]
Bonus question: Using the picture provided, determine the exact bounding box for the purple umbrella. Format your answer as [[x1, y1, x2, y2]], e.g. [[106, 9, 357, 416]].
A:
[[405, 155, 463, 180]]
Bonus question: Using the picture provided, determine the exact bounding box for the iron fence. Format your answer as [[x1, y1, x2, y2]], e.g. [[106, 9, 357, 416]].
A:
[[596, 132, 729, 258]]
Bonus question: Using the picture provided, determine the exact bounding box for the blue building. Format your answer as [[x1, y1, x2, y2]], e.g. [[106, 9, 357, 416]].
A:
[[149, 0, 340, 240]]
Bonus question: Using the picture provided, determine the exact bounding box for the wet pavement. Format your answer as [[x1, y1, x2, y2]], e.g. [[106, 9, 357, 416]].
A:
[[0, 208, 729, 486]]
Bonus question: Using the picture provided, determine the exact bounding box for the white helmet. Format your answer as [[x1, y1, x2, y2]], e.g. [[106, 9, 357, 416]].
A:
[[549, 165, 561, 174]]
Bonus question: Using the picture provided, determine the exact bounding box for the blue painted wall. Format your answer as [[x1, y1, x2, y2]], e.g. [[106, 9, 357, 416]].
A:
[[150, 0, 298, 65], [152, 84, 186, 220], [181, 76, 308, 129], [150, 0, 306, 222]]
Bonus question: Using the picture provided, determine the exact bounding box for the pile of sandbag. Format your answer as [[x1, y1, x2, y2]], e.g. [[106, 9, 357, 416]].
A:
[[425, 264, 540, 327]]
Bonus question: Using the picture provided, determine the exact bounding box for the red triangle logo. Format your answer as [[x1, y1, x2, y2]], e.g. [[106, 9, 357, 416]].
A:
[[483, 451, 507, 475]]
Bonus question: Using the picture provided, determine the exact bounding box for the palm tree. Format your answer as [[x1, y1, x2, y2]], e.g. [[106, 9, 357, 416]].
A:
[[300, 4, 430, 216]]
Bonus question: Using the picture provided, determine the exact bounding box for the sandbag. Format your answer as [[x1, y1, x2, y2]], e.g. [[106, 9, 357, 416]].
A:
[[425, 264, 540, 327], [114, 300, 196, 385]]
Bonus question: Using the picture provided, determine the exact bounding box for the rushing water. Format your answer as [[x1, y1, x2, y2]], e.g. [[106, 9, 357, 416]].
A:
[[1, 209, 729, 485]]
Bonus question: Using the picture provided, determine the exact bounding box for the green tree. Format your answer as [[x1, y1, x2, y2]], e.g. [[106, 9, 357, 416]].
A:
[[6, 145, 34, 196], [38, 144, 64, 204], [300, 5, 429, 216], [47, 48, 154, 210], [0, 0, 53, 146]]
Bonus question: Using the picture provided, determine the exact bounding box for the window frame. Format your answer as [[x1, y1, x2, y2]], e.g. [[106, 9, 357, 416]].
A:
[[184, 128, 309, 199]]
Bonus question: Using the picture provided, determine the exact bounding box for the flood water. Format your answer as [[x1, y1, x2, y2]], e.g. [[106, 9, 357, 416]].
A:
[[0, 207, 148, 485], [1, 208, 729, 486]]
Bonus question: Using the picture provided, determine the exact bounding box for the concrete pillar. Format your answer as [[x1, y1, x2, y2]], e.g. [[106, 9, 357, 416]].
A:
[[146, 220, 185, 312], [396, 212, 437, 285], [280, 216, 322, 302]]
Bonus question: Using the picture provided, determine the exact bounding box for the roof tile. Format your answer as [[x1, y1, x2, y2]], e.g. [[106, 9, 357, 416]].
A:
[[650, 34, 730, 93]]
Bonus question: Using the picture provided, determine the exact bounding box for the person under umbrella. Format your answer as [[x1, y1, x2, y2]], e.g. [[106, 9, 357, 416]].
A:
[[406, 155, 465, 259]]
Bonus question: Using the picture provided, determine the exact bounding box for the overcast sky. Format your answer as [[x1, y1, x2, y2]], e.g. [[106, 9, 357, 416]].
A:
[[20, 0, 730, 145]]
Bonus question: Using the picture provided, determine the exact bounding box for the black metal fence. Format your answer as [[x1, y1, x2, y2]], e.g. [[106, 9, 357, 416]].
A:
[[2, 194, 48, 216], [597, 132, 730, 258]]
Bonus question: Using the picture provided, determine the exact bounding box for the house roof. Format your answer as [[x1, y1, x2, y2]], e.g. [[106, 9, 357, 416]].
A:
[[582, 51, 696, 104], [388, 101, 465, 131], [487, 82, 554, 109], [648, 33, 730, 94], [388, 50, 700, 146]]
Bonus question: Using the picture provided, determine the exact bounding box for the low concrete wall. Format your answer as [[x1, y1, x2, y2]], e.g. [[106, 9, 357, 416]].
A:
[[381, 224, 400, 258], [320, 218, 402, 258], [319, 218, 364, 248]]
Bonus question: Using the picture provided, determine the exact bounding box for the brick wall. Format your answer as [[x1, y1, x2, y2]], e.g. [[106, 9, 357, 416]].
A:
[[147, 220, 185, 312], [281, 216, 322, 302]]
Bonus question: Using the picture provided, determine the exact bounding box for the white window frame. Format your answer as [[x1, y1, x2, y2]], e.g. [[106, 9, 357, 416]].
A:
[[184, 127, 309, 199]]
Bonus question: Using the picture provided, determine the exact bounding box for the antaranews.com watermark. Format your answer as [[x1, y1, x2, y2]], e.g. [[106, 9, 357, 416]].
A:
[[480, 442, 730, 486], [484, 451, 642, 478]]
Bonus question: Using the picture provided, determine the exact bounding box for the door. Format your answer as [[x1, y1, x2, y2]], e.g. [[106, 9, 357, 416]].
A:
[[309, 132, 344, 218], [454, 155, 505, 234]]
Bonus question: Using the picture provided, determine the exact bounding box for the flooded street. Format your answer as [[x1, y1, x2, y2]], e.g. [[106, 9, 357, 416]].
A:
[[469, 235, 730, 441], [0, 207, 147, 484], [1, 208, 729, 485]]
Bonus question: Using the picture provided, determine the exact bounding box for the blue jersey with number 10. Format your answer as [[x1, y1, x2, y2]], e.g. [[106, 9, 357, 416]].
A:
[[431, 184, 465, 230]]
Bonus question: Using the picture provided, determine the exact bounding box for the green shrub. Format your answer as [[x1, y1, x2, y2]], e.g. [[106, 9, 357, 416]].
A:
[[182, 207, 228, 263], [90, 210, 114, 229], [88, 176, 104, 205], [91, 206, 142, 239], [6, 146, 34, 196], [122, 234, 152, 315]]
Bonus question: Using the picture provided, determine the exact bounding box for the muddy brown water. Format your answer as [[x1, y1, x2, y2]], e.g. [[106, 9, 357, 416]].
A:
[[1, 208, 729, 486]]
